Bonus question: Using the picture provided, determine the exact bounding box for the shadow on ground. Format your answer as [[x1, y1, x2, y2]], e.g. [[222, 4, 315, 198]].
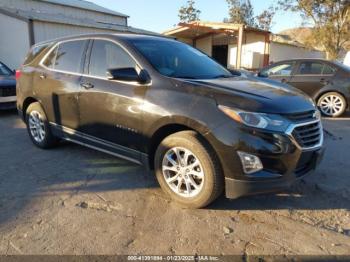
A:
[[0, 109, 349, 231]]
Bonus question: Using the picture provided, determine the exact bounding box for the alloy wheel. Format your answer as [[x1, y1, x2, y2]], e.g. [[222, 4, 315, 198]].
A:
[[28, 110, 46, 143], [162, 147, 204, 198], [319, 94, 345, 117]]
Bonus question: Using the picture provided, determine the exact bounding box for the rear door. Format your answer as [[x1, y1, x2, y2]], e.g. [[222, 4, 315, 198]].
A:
[[260, 61, 295, 84], [78, 39, 146, 155], [35, 40, 88, 129], [288, 61, 336, 97]]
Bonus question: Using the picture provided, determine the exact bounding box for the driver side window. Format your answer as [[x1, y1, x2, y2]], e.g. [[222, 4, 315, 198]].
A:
[[89, 40, 136, 78], [263, 62, 294, 77]]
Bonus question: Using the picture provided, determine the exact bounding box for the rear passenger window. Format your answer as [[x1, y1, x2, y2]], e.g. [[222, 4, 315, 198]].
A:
[[24, 44, 49, 65], [298, 62, 324, 75], [322, 64, 336, 75], [54, 40, 87, 73], [43, 46, 58, 69], [89, 40, 136, 78]]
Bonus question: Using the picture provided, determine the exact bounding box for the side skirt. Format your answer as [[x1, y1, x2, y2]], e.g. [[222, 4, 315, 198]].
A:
[[50, 123, 149, 167]]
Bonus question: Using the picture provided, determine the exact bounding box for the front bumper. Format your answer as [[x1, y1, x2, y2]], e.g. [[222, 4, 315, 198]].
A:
[[225, 148, 325, 198], [205, 117, 325, 199], [0, 96, 17, 109]]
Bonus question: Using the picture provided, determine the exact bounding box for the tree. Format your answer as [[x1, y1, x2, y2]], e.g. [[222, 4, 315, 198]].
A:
[[225, 0, 276, 31], [255, 6, 276, 31], [226, 0, 256, 26], [178, 0, 201, 23], [278, 0, 350, 60]]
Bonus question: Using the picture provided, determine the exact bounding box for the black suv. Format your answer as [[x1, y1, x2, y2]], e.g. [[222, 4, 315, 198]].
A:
[[17, 34, 324, 208]]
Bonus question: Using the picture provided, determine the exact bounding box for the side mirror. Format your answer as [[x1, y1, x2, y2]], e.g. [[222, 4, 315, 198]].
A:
[[107, 68, 151, 84], [257, 71, 268, 78], [228, 69, 241, 77], [13, 69, 16, 75]]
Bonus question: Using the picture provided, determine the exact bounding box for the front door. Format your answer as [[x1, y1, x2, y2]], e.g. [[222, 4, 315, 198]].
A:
[[78, 39, 146, 156], [34, 40, 88, 129]]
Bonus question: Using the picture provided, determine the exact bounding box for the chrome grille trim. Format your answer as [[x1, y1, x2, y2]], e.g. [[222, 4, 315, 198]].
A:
[[286, 119, 324, 151]]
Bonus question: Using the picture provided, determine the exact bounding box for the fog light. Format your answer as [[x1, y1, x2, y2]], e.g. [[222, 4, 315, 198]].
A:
[[237, 151, 263, 175]]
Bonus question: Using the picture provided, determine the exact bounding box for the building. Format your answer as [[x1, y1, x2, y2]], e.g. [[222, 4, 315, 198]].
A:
[[164, 21, 271, 70], [270, 34, 324, 63], [164, 21, 325, 70], [0, 0, 157, 69]]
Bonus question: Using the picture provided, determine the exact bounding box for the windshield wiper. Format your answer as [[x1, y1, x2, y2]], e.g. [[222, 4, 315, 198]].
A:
[[212, 74, 234, 79], [173, 75, 198, 79]]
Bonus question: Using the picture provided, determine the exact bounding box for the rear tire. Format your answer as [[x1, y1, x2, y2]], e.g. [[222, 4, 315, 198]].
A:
[[154, 131, 224, 209], [25, 102, 58, 149], [317, 92, 346, 117]]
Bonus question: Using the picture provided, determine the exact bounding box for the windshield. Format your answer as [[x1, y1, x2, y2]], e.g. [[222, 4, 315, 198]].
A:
[[130, 38, 232, 79], [0, 62, 12, 76]]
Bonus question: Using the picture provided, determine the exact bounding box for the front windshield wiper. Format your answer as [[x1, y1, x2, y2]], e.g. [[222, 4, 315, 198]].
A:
[[173, 75, 198, 79], [212, 74, 235, 79]]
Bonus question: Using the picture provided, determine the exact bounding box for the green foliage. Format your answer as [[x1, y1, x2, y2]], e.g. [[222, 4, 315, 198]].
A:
[[278, 0, 350, 59], [255, 6, 276, 31], [225, 0, 276, 31], [226, 0, 256, 26], [178, 0, 201, 23]]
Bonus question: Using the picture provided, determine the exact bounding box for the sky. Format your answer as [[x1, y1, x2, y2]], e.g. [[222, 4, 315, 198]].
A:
[[89, 0, 303, 33]]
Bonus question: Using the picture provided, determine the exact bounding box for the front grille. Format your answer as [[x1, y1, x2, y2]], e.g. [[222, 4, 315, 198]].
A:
[[285, 110, 317, 123], [0, 86, 16, 97], [292, 121, 322, 148]]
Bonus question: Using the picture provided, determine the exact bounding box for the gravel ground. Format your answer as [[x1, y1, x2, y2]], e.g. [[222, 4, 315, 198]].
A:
[[0, 109, 349, 257]]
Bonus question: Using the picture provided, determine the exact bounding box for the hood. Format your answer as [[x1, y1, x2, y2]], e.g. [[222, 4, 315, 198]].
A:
[[0, 75, 16, 87], [179, 77, 315, 114]]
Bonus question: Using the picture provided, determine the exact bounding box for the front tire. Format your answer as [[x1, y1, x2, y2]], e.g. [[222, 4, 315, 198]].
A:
[[317, 92, 347, 117], [154, 131, 224, 208], [26, 102, 57, 149]]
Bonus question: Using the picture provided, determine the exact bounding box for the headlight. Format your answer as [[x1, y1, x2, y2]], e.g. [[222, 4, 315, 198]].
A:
[[218, 105, 290, 132]]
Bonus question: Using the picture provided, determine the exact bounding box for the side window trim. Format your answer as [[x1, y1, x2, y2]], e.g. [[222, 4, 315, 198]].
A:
[[39, 37, 150, 86]]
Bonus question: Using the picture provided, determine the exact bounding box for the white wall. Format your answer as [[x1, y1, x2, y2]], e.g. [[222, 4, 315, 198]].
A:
[[33, 21, 117, 43], [241, 33, 266, 69], [227, 32, 266, 69], [270, 42, 325, 63], [195, 36, 212, 56], [0, 13, 30, 69]]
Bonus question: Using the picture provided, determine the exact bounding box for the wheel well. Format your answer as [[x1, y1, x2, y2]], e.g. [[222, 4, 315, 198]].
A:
[[22, 97, 38, 119], [148, 124, 194, 169]]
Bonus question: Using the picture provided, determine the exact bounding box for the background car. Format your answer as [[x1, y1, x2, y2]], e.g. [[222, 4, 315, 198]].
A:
[[0, 61, 16, 109], [256, 59, 350, 117]]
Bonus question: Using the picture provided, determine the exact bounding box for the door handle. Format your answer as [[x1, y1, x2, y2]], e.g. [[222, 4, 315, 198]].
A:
[[80, 82, 94, 90], [39, 74, 46, 80], [320, 78, 329, 85]]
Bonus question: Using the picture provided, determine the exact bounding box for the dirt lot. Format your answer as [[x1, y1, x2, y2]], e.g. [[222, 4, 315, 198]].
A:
[[0, 109, 350, 257]]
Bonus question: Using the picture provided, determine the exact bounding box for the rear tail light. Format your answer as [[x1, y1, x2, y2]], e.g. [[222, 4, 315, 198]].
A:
[[15, 70, 22, 80]]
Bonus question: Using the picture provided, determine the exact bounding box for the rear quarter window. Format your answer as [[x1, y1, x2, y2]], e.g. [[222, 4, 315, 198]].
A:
[[23, 44, 50, 65]]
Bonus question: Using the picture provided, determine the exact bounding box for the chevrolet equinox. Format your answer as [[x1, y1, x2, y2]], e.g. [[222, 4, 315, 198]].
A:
[[17, 34, 325, 208]]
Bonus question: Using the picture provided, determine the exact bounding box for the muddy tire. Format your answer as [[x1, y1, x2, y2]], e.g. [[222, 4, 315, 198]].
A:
[[25, 102, 58, 149]]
